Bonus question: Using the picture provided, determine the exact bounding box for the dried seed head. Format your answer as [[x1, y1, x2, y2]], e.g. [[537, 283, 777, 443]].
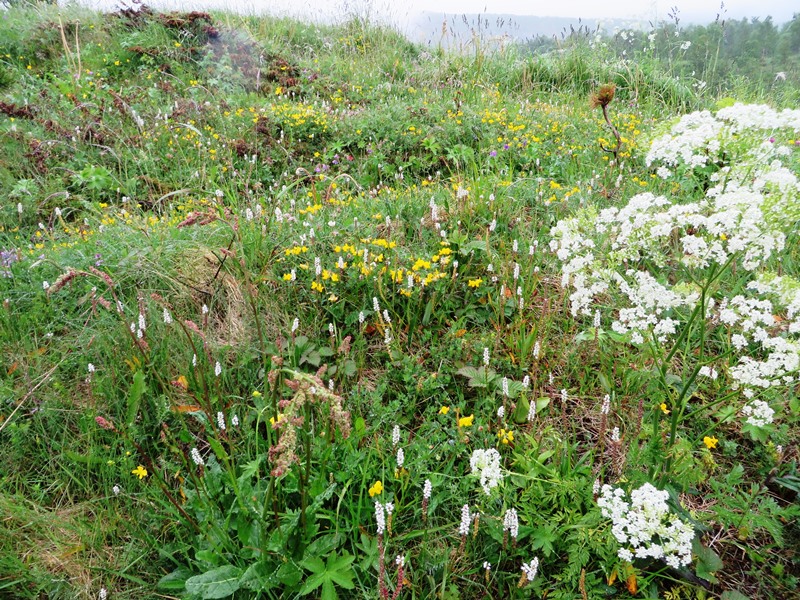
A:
[[591, 83, 616, 109]]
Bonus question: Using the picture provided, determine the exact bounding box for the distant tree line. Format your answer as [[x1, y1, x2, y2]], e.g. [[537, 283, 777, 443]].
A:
[[520, 13, 800, 94]]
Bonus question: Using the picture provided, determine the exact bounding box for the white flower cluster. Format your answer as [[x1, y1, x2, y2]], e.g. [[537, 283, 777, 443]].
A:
[[520, 557, 539, 583], [469, 448, 503, 495], [375, 501, 386, 535], [741, 399, 775, 427], [598, 483, 695, 569], [551, 105, 800, 430], [503, 508, 519, 539], [716, 277, 800, 397], [458, 504, 471, 536], [646, 103, 800, 184]]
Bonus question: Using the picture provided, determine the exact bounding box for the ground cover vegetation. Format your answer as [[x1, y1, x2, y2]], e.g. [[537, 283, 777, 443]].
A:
[[1, 2, 799, 599]]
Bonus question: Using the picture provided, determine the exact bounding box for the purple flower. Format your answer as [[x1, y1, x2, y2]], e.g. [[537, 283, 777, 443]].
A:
[[1, 248, 18, 277], [489, 150, 497, 157]]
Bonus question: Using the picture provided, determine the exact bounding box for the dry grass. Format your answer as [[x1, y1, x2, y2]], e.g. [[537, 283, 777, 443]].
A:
[[0, 494, 96, 598]]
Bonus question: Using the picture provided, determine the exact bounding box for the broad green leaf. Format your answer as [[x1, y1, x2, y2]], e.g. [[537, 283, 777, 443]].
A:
[[694, 540, 723, 583], [239, 562, 274, 591], [513, 396, 530, 423], [207, 437, 230, 462], [300, 556, 326, 575], [354, 416, 366, 435], [720, 591, 750, 600], [456, 366, 480, 379], [126, 370, 145, 426], [344, 359, 357, 377], [157, 567, 193, 591], [185, 565, 242, 599]]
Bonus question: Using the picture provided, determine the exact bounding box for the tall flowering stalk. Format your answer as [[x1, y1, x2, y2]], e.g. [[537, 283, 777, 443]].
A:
[[375, 501, 388, 599]]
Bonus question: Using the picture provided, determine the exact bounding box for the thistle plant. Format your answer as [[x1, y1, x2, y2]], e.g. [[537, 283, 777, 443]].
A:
[[591, 83, 622, 160]]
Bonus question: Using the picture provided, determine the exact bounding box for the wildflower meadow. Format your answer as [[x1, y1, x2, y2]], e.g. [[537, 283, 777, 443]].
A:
[[1, 3, 799, 599]]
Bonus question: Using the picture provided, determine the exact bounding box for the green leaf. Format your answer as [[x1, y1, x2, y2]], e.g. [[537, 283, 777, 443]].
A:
[[354, 416, 366, 435], [720, 591, 750, 600], [344, 359, 357, 377], [239, 562, 275, 591], [277, 562, 302, 587], [299, 552, 354, 598], [513, 396, 530, 423], [238, 457, 261, 481], [326, 553, 355, 588], [530, 526, 557, 557], [715, 97, 737, 110], [423, 296, 435, 325], [126, 370, 145, 427], [185, 565, 242, 599], [773, 475, 800, 494], [207, 437, 230, 462], [157, 567, 193, 591], [694, 540, 723, 583], [321, 579, 337, 600], [456, 366, 480, 380]]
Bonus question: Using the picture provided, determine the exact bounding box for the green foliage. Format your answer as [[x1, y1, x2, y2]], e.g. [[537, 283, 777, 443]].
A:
[[1, 3, 800, 599]]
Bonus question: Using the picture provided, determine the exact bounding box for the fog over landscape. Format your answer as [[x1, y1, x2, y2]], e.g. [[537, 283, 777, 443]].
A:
[[66, 0, 796, 40]]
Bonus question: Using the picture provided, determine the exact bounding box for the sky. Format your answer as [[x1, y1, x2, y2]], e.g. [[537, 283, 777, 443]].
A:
[[72, 0, 797, 28]]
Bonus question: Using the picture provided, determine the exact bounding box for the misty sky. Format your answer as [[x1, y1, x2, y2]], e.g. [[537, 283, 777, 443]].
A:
[[73, 0, 797, 27]]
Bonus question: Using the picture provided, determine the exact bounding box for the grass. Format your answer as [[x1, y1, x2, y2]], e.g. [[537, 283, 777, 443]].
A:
[[1, 2, 799, 599]]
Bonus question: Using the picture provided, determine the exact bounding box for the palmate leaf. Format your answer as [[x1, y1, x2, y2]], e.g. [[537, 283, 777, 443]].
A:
[[299, 552, 355, 599]]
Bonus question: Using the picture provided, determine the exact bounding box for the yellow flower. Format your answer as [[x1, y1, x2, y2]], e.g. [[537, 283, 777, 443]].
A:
[[703, 436, 719, 449], [458, 414, 474, 427], [270, 413, 285, 427], [438, 406, 450, 415], [497, 429, 514, 445], [131, 465, 148, 479], [368, 480, 383, 497], [468, 278, 483, 288], [252, 390, 262, 397], [311, 281, 325, 292], [282, 273, 293, 281], [660, 403, 670, 415]]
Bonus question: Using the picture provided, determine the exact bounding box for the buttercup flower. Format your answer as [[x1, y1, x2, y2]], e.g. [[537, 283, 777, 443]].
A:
[[369, 480, 384, 497]]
